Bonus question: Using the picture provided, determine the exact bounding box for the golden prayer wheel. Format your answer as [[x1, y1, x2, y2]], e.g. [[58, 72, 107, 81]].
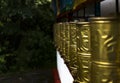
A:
[[59, 23, 63, 55], [56, 23, 61, 51], [64, 22, 71, 64], [60, 23, 66, 58], [69, 22, 78, 78], [54, 23, 59, 50], [54, 23, 59, 49], [75, 22, 91, 83], [90, 17, 120, 83]]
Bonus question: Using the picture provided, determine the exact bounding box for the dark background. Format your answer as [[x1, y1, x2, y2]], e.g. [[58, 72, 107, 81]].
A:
[[0, 0, 56, 74]]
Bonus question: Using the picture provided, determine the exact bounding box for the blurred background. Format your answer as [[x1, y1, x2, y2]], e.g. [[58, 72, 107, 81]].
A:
[[0, 0, 56, 74]]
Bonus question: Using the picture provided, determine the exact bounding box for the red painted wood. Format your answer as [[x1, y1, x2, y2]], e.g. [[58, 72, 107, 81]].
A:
[[52, 68, 61, 83]]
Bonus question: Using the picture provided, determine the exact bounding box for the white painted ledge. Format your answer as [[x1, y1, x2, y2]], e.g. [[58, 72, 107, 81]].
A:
[[57, 51, 74, 83]]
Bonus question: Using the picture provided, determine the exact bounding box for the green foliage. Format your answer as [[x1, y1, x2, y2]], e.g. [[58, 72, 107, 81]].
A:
[[0, 0, 56, 73]]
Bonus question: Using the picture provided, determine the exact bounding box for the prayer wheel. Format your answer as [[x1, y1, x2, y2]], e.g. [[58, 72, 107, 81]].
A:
[[75, 22, 91, 83], [69, 22, 78, 78], [90, 17, 120, 83]]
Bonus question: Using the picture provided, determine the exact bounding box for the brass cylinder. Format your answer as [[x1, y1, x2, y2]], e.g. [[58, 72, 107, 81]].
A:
[[90, 17, 120, 83], [64, 22, 71, 64], [57, 23, 61, 52], [59, 23, 63, 55], [60, 23, 66, 58], [75, 22, 91, 83], [90, 17, 120, 63], [54, 23, 59, 50], [54, 23, 59, 49], [69, 22, 78, 78]]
